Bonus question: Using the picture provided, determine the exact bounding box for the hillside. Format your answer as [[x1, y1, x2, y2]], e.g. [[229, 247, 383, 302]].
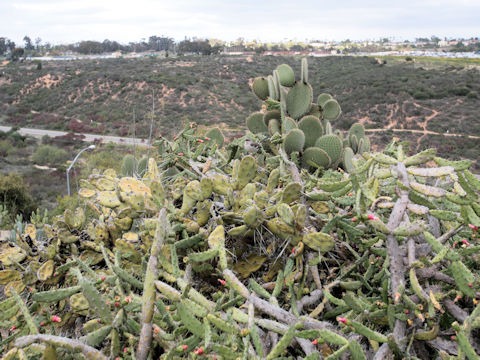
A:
[[1, 57, 480, 360], [1, 55, 479, 169]]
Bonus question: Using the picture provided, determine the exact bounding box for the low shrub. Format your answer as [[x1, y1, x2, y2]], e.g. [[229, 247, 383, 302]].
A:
[[31, 144, 69, 166]]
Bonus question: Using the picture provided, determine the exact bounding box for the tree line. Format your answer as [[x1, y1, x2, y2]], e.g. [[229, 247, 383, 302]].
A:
[[0, 35, 228, 58], [0, 34, 324, 60]]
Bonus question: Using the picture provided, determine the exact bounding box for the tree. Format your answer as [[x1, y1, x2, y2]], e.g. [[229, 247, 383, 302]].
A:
[[11, 47, 24, 61], [102, 39, 121, 52], [23, 35, 34, 50], [35, 37, 42, 51], [6, 39, 15, 54], [0, 37, 7, 56], [255, 46, 265, 55], [177, 39, 212, 55], [0, 173, 35, 222], [76, 40, 103, 54]]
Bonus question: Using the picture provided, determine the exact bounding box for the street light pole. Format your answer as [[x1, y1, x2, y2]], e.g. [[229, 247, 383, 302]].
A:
[[66, 144, 95, 196]]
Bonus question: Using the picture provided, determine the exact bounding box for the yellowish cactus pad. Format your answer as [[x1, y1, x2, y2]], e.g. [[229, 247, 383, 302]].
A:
[[303, 232, 335, 252], [118, 177, 151, 196], [0, 244, 27, 266], [37, 260, 55, 281]]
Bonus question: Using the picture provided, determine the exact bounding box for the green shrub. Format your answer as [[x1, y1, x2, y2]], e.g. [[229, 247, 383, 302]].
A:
[[413, 91, 429, 100], [0, 139, 11, 156], [31, 145, 69, 166], [451, 87, 470, 96], [0, 173, 35, 223]]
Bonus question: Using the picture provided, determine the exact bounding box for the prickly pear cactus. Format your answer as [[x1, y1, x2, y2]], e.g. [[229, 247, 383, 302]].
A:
[[246, 58, 370, 171]]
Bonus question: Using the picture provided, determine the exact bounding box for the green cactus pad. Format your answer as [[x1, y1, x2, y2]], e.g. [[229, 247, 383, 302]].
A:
[[284, 129, 305, 155], [263, 110, 281, 126], [314, 135, 343, 164], [301, 57, 308, 83], [268, 118, 281, 136], [357, 138, 366, 155], [286, 81, 313, 120], [349, 123, 365, 140], [361, 137, 370, 153], [298, 115, 323, 148], [349, 134, 359, 153], [121, 154, 135, 177], [236, 156, 258, 190], [342, 147, 355, 173], [302, 147, 331, 169], [317, 93, 333, 107], [275, 64, 295, 87], [267, 75, 278, 100], [246, 112, 268, 134], [273, 70, 281, 99], [252, 77, 269, 100], [324, 120, 332, 135], [307, 103, 322, 118], [281, 182, 303, 204], [322, 99, 341, 120], [205, 127, 225, 148], [284, 117, 297, 133], [303, 232, 335, 252], [137, 157, 148, 177], [334, 129, 344, 140]]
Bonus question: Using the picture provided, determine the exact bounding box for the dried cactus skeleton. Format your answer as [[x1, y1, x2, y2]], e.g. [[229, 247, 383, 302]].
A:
[[0, 59, 479, 360]]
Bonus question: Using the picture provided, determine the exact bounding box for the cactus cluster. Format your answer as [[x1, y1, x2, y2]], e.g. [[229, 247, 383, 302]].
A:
[[247, 58, 370, 172], [1, 62, 480, 360]]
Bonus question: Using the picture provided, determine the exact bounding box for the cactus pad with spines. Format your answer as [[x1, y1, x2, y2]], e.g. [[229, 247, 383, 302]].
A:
[[284, 117, 297, 133], [252, 77, 269, 100], [267, 75, 278, 100], [283, 129, 305, 155], [286, 81, 313, 120], [314, 135, 343, 165], [121, 154, 135, 177], [302, 147, 331, 169], [307, 103, 322, 118], [263, 110, 281, 126], [268, 118, 281, 136], [322, 99, 341, 120], [276, 64, 295, 87], [136, 157, 148, 177], [349, 122, 365, 140], [246, 112, 268, 134], [317, 93, 333, 107], [205, 127, 224, 148], [298, 115, 324, 148], [342, 147, 355, 172]]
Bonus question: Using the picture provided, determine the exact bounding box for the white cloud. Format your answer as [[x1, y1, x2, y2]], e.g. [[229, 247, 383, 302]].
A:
[[1, 0, 479, 44]]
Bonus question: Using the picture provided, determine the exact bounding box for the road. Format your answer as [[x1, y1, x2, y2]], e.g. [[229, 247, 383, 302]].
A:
[[2, 125, 479, 146], [0, 126, 148, 146], [365, 127, 480, 139]]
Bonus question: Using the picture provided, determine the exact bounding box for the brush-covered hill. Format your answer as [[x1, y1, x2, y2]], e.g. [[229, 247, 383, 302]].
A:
[[1, 55, 479, 169]]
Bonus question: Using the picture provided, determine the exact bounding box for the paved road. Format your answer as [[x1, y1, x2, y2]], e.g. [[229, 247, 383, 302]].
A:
[[0, 126, 148, 146], [365, 127, 480, 139]]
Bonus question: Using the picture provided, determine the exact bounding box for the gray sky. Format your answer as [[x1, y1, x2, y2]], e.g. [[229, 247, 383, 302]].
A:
[[1, 0, 480, 45]]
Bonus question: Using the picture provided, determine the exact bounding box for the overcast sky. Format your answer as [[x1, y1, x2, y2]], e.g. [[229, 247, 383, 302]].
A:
[[1, 0, 480, 45]]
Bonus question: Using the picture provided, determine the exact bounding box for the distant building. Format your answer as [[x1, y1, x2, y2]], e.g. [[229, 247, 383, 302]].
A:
[[223, 45, 246, 54]]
